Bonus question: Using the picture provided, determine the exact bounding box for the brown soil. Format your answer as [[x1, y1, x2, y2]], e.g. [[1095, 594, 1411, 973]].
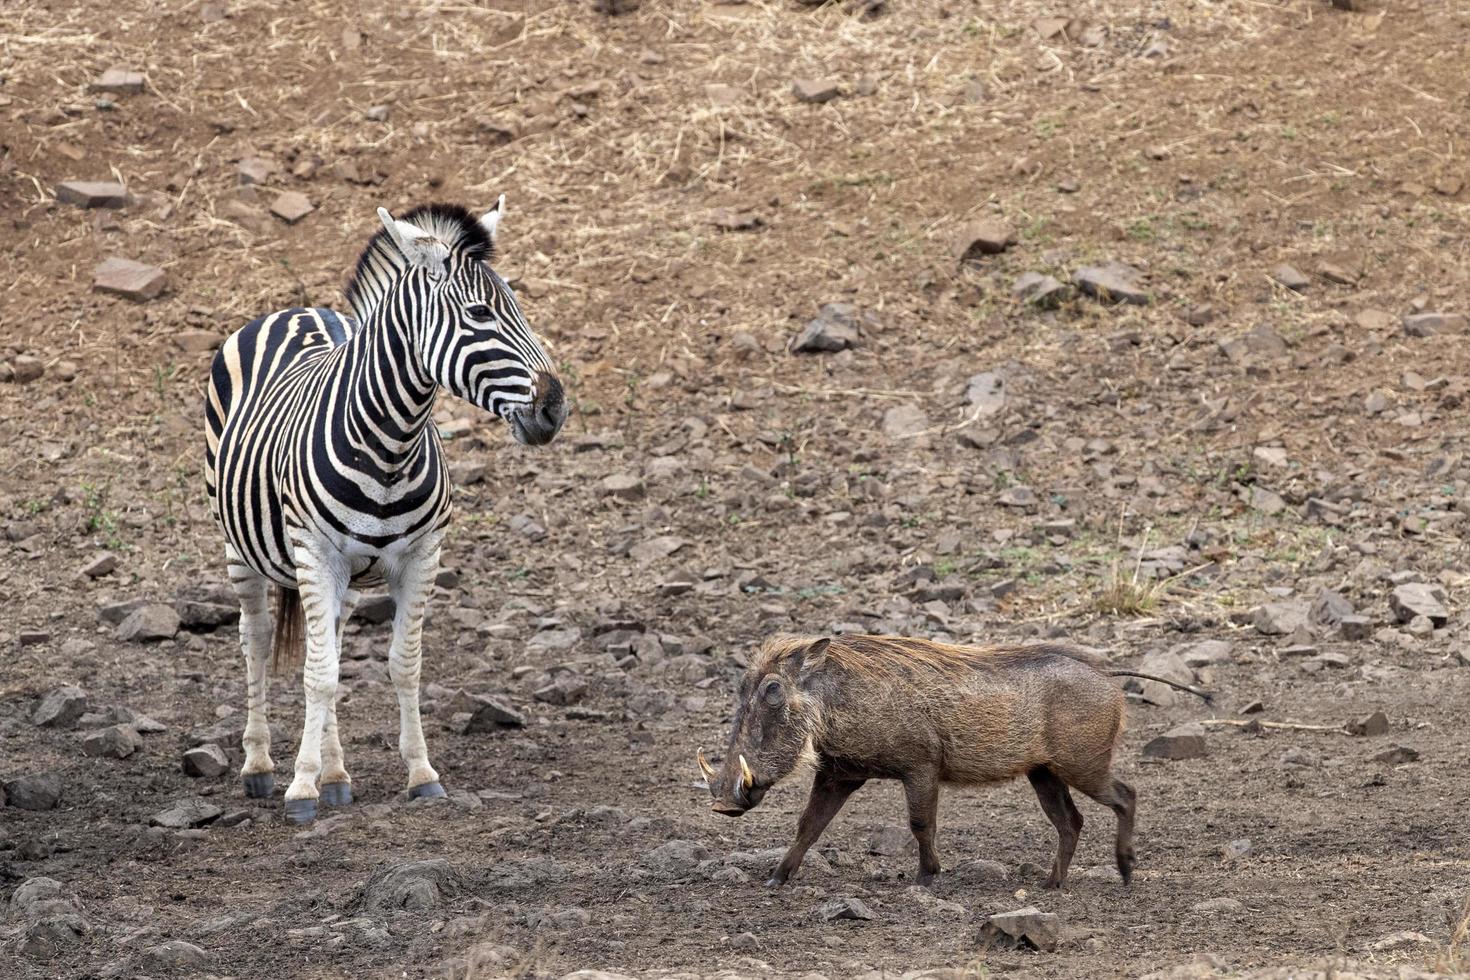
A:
[[2, 0, 1469, 978]]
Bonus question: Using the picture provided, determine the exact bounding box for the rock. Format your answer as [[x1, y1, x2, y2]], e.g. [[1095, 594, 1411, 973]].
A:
[[183, 744, 230, 777], [980, 906, 1060, 952], [1072, 262, 1148, 305], [1177, 640, 1232, 668], [117, 603, 180, 642], [951, 220, 1015, 261], [868, 825, 911, 856], [1309, 589, 1354, 626], [791, 78, 841, 104], [882, 404, 930, 440], [5, 772, 64, 811], [1191, 897, 1244, 913], [629, 535, 685, 563], [93, 257, 167, 301], [996, 486, 1037, 508], [237, 156, 275, 185], [1338, 615, 1373, 640], [1142, 724, 1207, 761], [1369, 931, 1433, 952], [533, 672, 587, 706], [92, 67, 146, 94], [33, 686, 89, 728], [55, 180, 129, 209], [601, 474, 645, 500], [1402, 312, 1466, 337], [1347, 711, 1389, 737], [1372, 745, 1419, 765], [817, 897, 876, 922], [527, 628, 581, 654], [642, 840, 712, 874], [151, 798, 224, 829], [462, 695, 527, 731], [509, 513, 547, 539], [356, 859, 462, 912], [143, 940, 211, 972], [1012, 272, 1070, 307], [1249, 486, 1286, 515], [81, 725, 141, 759], [1279, 747, 1319, 769], [10, 877, 63, 916], [18, 630, 49, 646], [1389, 583, 1447, 626], [270, 190, 314, 224], [365, 104, 391, 122], [707, 208, 762, 231], [1270, 264, 1309, 291], [790, 303, 868, 353], [964, 372, 1006, 415], [1130, 650, 1194, 705], [1223, 838, 1253, 860], [8, 355, 44, 383], [175, 598, 239, 630], [1220, 323, 1288, 364], [81, 554, 117, 578], [1252, 601, 1308, 636], [354, 593, 395, 625]]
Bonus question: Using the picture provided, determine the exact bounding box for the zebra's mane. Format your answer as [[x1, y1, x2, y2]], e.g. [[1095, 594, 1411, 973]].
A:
[[343, 203, 495, 324]]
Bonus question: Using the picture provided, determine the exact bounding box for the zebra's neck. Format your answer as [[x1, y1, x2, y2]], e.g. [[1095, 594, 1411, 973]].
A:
[[340, 310, 439, 481]]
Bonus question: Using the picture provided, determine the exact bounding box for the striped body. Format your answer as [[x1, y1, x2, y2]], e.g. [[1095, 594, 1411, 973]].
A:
[[205, 306, 450, 589]]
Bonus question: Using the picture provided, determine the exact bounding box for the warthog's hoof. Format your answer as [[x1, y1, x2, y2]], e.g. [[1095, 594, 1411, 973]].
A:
[[916, 872, 939, 889], [407, 781, 446, 801], [242, 773, 275, 799], [283, 798, 317, 824], [319, 782, 353, 806]]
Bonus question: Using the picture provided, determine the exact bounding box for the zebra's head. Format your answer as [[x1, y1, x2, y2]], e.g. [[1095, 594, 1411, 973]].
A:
[[346, 199, 567, 447]]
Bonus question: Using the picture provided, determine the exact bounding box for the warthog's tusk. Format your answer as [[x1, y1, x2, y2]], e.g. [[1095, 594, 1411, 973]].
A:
[[697, 747, 716, 781], [738, 754, 755, 790]]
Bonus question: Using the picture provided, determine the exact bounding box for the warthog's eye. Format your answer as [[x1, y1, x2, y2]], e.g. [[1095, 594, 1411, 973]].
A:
[[760, 676, 784, 708]]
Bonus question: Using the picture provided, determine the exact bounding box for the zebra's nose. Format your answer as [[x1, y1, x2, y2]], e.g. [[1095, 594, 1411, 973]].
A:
[[515, 372, 566, 446]]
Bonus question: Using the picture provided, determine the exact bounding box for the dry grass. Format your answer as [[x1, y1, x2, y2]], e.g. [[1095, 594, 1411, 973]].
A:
[[1433, 892, 1470, 973]]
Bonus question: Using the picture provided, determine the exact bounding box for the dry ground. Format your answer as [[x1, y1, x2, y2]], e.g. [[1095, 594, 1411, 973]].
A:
[[2, 0, 1469, 978]]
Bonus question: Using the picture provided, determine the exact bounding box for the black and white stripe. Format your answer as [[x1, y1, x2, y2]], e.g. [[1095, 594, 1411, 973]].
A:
[[203, 200, 566, 821]]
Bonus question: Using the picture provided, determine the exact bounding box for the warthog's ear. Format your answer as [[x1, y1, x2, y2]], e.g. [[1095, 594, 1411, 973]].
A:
[[797, 637, 831, 681]]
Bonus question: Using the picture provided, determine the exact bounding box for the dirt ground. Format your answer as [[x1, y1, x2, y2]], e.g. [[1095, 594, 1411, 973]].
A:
[[2, 0, 1469, 977]]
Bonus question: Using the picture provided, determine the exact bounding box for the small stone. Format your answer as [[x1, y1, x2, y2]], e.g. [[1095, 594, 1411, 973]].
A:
[[93, 258, 167, 301], [1278, 747, 1319, 769], [951, 220, 1015, 261], [817, 897, 876, 922], [1142, 724, 1207, 761], [1369, 931, 1433, 952], [1373, 745, 1419, 765], [1270, 264, 1309, 291], [533, 673, 587, 706], [355, 594, 396, 624], [92, 67, 146, 94], [10, 877, 64, 915], [629, 535, 685, 564], [357, 859, 462, 912], [33, 686, 89, 728], [462, 695, 527, 731], [56, 180, 129, 209], [882, 404, 930, 440], [707, 208, 762, 231], [1223, 838, 1253, 859], [1191, 897, 1244, 913], [1249, 486, 1286, 515], [1011, 272, 1070, 307], [981, 906, 1060, 952], [868, 826, 911, 856], [791, 79, 841, 104], [365, 104, 391, 122], [1337, 615, 1373, 640], [1390, 582, 1447, 625], [996, 486, 1037, 509], [4, 772, 64, 811], [642, 840, 712, 874], [270, 191, 314, 224], [601, 474, 645, 500], [1073, 262, 1148, 305], [705, 84, 742, 106], [237, 157, 275, 185], [81, 553, 117, 578], [1347, 711, 1389, 737], [183, 744, 230, 777], [1252, 601, 1308, 636], [790, 303, 866, 353], [151, 798, 224, 829], [18, 630, 49, 646], [1177, 640, 1232, 668], [81, 724, 141, 759], [964, 372, 1006, 416], [8, 355, 44, 383], [1309, 589, 1354, 626], [1402, 312, 1467, 337], [143, 940, 211, 972], [117, 603, 180, 642]]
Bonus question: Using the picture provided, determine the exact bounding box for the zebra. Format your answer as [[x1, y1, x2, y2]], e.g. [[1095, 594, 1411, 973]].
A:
[[204, 198, 566, 823]]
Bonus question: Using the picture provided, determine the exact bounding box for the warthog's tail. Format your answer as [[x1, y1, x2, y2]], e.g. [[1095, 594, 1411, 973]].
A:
[[1108, 670, 1214, 704]]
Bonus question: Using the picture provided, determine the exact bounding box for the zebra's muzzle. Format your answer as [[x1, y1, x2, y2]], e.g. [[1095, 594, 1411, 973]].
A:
[[509, 372, 566, 447]]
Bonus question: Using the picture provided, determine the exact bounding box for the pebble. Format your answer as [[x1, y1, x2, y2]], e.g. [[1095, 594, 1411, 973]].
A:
[[981, 906, 1060, 951], [81, 724, 141, 759], [143, 940, 211, 972], [270, 190, 314, 224], [817, 897, 876, 922], [1389, 582, 1447, 626], [868, 825, 911, 856], [964, 372, 1006, 415], [1191, 897, 1244, 913], [1012, 272, 1070, 307], [1252, 601, 1308, 636], [1270, 264, 1309, 291], [1072, 262, 1148, 305], [356, 859, 462, 912], [1142, 724, 1207, 761], [882, 404, 930, 440], [641, 840, 711, 874], [1347, 711, 1389, 737], [56, 180, 129, 209], [151, 798, 224, 829], [365, 104, 391, 122], [1372, 745, 1419, 765], [1402, 312, 1466, 337], [183, 743, 230, 777], [91, 67, 146, 94], [5, 772, 64, 811], [81, 553, 117, 578], [93, 258, 167, 301], [33, 686, 89, 728], [1278, 747, 1320, 769], [117, 603, 180, 642], [791, 78, 841, 104], [951, 220, 1015, 261], [790, 303, 868, 353], [237, 157, 275, 185], [601, 474, 645, 500], [462, 694, 527, 731]]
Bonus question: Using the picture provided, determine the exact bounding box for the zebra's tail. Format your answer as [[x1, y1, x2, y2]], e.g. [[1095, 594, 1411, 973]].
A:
[[271, 587, 306, 675]]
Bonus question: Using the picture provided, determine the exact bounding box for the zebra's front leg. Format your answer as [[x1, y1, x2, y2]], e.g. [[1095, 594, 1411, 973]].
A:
[[389, 546, 443, 799], [229, 554, 276, 799], [319, 588, 359, 807], [283, 546, 349, 825]]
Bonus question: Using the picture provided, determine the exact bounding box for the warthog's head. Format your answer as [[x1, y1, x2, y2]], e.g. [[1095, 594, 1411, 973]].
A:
[[698, 637, 831, 817]]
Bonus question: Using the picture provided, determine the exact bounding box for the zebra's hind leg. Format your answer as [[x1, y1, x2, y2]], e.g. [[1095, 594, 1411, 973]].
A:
[[319, 588, 359, 807], [388, 542, 443, 800], [282, 539, 349, 824], [228, 552, 275, 799]]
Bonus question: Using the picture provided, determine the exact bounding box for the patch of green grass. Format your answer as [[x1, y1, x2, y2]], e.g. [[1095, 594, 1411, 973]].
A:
[[1126, 218, 1157, 243]]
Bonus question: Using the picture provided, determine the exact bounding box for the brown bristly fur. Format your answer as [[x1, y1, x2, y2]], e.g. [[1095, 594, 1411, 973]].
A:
[[271, 587, 305, 676], [757, 633, 1103, 679]]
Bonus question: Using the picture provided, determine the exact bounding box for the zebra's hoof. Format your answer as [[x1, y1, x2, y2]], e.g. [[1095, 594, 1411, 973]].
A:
[[242, 773, 275, 799], [408, 781, 446, 801], [283, 798, 317, 824], [319, 782, 353, 806]]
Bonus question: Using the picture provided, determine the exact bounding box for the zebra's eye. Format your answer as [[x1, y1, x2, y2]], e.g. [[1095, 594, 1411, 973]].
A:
[[466, 304, 495, 322]]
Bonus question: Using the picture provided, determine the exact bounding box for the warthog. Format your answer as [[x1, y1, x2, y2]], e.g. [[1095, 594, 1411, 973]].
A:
[[697, 635, 1209, 889]]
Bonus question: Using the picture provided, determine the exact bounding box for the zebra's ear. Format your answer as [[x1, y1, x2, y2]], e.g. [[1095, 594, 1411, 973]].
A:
[[479, 194, 506, 242], [376, 207, 451, 272]]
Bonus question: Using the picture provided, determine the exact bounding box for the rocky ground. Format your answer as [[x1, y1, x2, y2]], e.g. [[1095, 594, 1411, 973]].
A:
[[2, 0, 1469, 977]]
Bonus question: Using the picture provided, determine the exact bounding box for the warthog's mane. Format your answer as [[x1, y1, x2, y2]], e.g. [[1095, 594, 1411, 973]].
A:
[[757, 634, 1106, 679]]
